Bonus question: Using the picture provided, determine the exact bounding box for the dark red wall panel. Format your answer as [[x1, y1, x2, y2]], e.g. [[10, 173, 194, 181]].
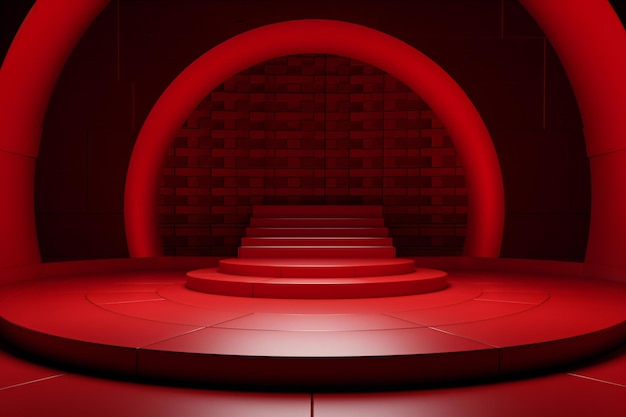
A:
[[21, 0, 589, 262], [158, 55, 466, 257]]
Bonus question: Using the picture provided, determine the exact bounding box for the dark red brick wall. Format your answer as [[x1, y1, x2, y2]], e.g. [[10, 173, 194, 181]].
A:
[[159, 55, 466, 256], [29, 0, 590, 262]]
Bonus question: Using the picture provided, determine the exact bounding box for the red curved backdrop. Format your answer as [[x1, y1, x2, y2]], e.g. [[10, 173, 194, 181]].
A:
[[0, 0, 110, 273], [0, 0, 624, 282], [520, 0, 626, 279], [124, 20, 504, 258]]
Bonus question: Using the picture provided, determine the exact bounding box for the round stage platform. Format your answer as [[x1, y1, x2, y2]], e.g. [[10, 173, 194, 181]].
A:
[[187, 258, 448, 298], [1, 263, 625, 390]]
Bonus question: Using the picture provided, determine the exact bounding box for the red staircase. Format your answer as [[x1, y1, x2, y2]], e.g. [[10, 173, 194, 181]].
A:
[[239, 205, 395, 259], [186, 205, 447, 298]]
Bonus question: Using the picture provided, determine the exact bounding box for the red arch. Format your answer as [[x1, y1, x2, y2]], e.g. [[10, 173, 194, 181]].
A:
[[0, 0, 110, 272], [1, 2, 624, 277], [520, 0, 626, 276], [124, 20, 505, 258]]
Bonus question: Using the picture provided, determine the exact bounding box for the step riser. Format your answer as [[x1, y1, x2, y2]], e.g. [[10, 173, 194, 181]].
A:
[[241, 237, 394, 246], [246, 228, 390, 237], [253, 205, 383, 218], [250, 218, 385, 227], [217, 258, 416, 278], [238, 247, 396, 259], [187, 271, 448, 299]]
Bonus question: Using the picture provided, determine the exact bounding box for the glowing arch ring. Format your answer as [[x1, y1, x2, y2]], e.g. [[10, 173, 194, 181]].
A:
[[124, 19, 505, 257]]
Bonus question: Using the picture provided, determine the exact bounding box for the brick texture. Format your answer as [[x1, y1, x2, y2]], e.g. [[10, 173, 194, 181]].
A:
[[159, 55, 466, 256]]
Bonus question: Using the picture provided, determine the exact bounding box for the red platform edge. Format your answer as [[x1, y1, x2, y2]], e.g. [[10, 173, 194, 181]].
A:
[[218, 258, 416, 278], [187, 266, 448, 298], [0, 271, 625, 390]]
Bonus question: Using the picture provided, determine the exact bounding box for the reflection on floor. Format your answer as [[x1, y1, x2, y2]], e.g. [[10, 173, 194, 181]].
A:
[[0, 338, 625, 416], [0, 262, 625, 416]]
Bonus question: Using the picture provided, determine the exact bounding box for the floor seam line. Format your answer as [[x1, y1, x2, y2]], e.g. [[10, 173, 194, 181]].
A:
[[137, 326, 207, 349], [0, 374, 65, 391], [567, 373, 626, 388]]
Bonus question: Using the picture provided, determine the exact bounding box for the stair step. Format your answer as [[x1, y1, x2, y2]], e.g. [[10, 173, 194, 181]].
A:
[[238, 246, 396, 259], [187, 267, 448, 299], [241, 237, 394, 246], [252, 205, 383, 218], [186, 205, 451, 301], [250, 218, 385, 227], [246, 227, 389, 237], [217, 258, 416, 278]]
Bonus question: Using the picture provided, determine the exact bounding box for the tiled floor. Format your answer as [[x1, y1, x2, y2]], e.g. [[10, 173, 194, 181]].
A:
[[1, 342, 625, 416], [1, 267, 625, 416]]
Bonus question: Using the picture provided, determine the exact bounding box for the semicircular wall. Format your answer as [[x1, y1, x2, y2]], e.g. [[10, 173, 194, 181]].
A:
[[124, 19, 504, 258], [0, 1, 623, 283]]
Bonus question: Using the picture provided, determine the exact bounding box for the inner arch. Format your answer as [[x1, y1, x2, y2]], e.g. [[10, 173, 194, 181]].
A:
[[124, 19, 504, 258]]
